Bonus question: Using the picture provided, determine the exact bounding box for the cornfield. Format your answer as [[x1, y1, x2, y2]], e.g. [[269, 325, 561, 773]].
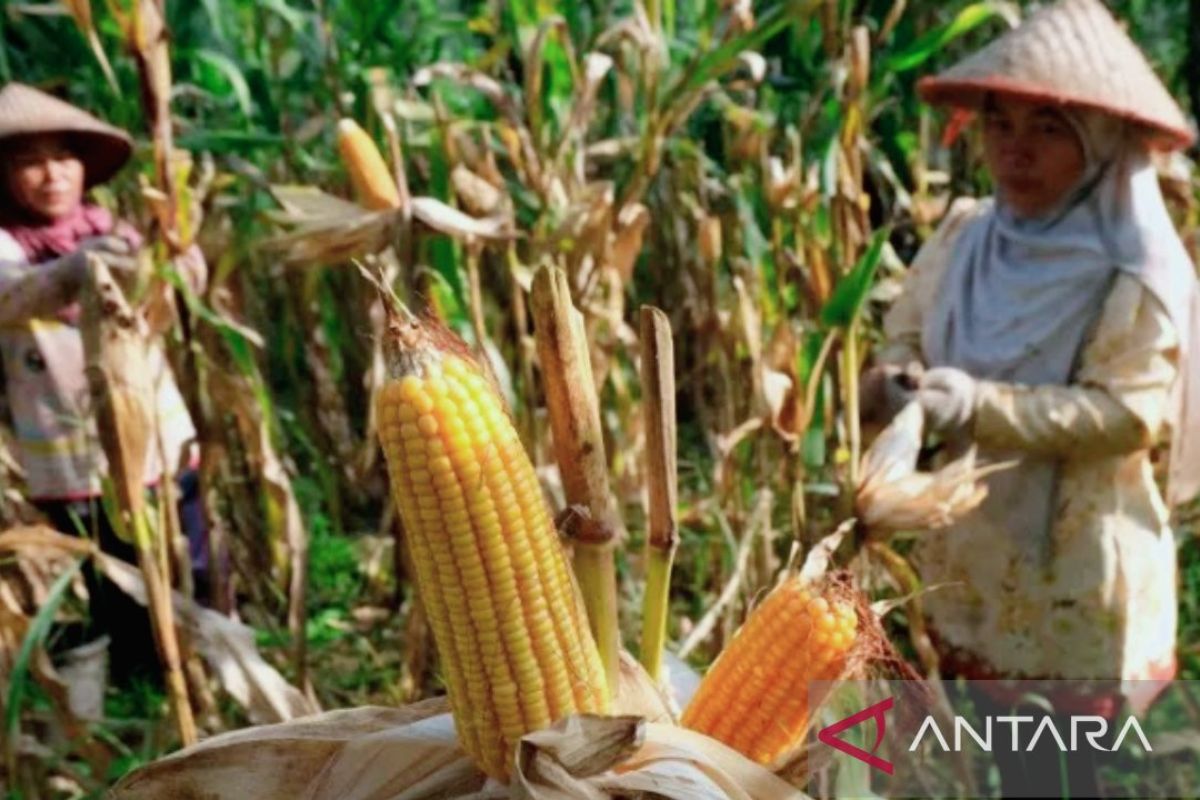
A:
[[1, 0, 1198, 798]]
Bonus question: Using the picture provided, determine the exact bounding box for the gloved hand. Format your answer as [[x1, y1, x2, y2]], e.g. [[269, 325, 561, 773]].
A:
[[73, 235, 139, 274], [45, 236, 140, 305], [55, 235, 139, 288], [860, 361, 923, 425], [917, 367, 977, 434]]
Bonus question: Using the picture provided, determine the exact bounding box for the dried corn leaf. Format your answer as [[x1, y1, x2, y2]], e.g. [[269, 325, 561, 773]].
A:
[[266, 187, 511, 264], [412, 63, 523, 124], [0, 527, 316, 724], [63, 0, 118, 91], [451, 164, 507, 217], [411, 196, 511, 240], [265, 185, 388, 262], [609, 202, 649, 282], [613, 650, 673, 723], [271, 185, 371, 221], [79, 256, 154, 518], [762, 367, 800, 442], [556, 52, 614, 164], [98, 553, 318, 723], [796, 521, 853, 585]]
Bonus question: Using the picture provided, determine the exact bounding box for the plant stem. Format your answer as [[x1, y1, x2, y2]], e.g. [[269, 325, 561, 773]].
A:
[[638, 306, 677, 683], [132, 510, 196, 746], [845, 318, 862, 492], [466, 244, 488, 354], [529, 266, 622, 693]]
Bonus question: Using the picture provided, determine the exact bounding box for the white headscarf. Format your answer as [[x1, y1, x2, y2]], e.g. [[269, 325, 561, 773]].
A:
[[923, 106, 1200, 509]]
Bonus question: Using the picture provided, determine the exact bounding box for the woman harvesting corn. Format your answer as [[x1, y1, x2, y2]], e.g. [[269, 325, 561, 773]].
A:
[[0, 83, 210, 690], [863, 0, 1200, 794]]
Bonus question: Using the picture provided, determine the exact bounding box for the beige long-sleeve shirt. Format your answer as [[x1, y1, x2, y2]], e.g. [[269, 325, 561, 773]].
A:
[[880, 197, 1178, 685]]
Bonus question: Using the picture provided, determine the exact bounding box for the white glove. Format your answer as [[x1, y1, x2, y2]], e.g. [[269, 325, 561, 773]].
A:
[[57, 236, 138, 287], [917, 367, 977, 434], [75, 235, 139, 274]]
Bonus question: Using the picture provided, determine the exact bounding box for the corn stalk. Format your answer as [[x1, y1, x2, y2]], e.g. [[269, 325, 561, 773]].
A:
[[80, 256, 195, 746], [529, 266, 622, 693], [637, 305, 677, 683]]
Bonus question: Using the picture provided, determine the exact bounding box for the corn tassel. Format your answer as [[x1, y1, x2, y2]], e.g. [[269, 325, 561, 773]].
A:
[[337, 118, 401, 211], [375, 311, 609, 781], [681, 577, 857, 765]]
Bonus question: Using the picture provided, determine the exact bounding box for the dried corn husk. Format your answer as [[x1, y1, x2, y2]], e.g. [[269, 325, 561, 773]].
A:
[[79, 255, 154, 520], [110, 700, 806, 800], [264, 186, 512, 265], [856, 403, 1014, 532], [109, 643, 796, 799], [451, 164, 507, 217]]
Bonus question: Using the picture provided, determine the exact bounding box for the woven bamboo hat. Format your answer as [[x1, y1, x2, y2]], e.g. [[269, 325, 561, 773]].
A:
[[0, 82, 133, 186], [918, 0, 1195, 151]]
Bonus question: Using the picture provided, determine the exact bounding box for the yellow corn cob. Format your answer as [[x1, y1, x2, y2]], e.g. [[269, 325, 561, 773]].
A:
[[336, 118, 401, 210], [375, 313, 609, 781], [681, 578, 858, 765]]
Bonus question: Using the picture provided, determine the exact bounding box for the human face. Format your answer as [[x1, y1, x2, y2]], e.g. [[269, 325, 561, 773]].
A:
[[4, 135, 86, 220], [981, 96, 1086, 219]]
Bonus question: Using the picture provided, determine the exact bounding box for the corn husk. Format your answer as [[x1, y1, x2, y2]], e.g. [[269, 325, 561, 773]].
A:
[[79, 255, 154, 520], [265, 186, 512, 265], [856, 403, 1014, 532], [110, 694, 806, 800]]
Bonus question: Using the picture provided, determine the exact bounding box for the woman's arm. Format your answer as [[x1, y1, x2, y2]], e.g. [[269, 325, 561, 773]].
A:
[[0, 255, 85, 325], [971, 276, 1178, 458], [0, 236, 138, 327]]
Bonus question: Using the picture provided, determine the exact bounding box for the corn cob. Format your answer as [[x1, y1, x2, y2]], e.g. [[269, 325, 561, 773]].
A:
[[336, 118, 401, 211], [375, 310, 609, 781], [681, 578, 858, 765]]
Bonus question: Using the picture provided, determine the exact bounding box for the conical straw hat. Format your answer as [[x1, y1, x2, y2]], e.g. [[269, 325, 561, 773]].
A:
[[0, 82, 133, 186], [918, 0, 1194, 151]]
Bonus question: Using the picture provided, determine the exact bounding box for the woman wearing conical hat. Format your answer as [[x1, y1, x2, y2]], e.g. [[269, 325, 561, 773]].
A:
[[0, 82, 211, 691], [866, 0, 1200, 794]]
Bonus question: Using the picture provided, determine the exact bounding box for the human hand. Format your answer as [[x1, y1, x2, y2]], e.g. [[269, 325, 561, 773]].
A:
[[917, 367, 977, 434], [861, 361, 923, 425], [75, 235, 139, 274]]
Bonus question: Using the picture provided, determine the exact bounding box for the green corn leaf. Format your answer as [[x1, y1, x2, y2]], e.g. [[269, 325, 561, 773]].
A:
[[195, 49, 255, 119], [819, 227, 890, 329], [6, 559, 85, 747], [885, 2, 1014, 73]]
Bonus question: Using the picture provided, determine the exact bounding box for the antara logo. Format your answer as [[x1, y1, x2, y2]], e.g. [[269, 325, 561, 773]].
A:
[[817, 696, 1154, 774], [908, 714, 1153, 753], [817, 697, 895, 774]]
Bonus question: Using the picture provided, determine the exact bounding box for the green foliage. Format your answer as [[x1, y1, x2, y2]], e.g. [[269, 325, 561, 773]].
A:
[[3, 1, 1198, 794], [5, 560, 83, 748], [820, 227, 891, 329]]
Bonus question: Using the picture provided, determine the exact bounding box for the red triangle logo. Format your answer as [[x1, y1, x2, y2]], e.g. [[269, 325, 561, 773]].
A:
[[817, 696, 895, 775]]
